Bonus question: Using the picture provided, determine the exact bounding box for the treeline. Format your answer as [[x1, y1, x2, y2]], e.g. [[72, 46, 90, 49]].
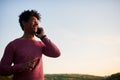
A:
[[0, 73, 120, 80], [44, 74, 104, 80], [44, 73, 120, 80]]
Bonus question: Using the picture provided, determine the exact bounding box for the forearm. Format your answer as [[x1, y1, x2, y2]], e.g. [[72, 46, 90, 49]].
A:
[[0, 63, 24, 76], [0, 58, 39, 76], [42, 37, 61, 57]]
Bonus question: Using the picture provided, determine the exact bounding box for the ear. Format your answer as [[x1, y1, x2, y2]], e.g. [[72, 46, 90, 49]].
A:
[[22, 21, 26, 27]]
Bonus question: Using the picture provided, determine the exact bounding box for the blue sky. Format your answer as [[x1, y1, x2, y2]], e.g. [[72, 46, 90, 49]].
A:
[[0, 0, 120, 76]]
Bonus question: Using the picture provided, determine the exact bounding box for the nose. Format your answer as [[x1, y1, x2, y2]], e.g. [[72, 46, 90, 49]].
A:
[[34, 22, 39, 27]]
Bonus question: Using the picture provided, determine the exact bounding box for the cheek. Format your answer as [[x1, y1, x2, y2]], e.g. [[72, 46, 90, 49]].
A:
[[27, 22, 33, 28], [24, 24, 32, 31]]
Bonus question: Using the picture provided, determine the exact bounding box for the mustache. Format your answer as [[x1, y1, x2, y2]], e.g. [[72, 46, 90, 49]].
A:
[[33, 23, 39, 27]]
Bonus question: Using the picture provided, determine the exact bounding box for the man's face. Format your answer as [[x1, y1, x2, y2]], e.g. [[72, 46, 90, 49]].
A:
[[23, 16, 39, 34]]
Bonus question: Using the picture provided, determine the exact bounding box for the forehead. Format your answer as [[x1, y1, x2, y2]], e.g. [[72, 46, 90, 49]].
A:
[[29, 16, 39, 21]]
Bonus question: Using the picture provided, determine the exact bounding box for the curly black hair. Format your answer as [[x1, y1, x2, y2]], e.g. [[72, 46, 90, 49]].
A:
[[19, 10, 41, 30]]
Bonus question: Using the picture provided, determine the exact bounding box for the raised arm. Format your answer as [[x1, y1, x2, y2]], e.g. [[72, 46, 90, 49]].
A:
[[41, 37, 61, 57]]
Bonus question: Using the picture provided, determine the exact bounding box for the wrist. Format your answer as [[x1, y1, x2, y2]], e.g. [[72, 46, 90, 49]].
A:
[[40, 35, 47, 40]]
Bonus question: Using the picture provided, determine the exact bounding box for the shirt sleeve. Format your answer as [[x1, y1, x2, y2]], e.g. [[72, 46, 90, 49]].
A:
[[41, 37, 61, 57], [0, 42, 24, 76]]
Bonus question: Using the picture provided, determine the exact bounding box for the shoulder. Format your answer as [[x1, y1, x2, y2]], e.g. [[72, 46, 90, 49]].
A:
[[7, 38, 20, 45], [4, 39, 17, 52], [5, 38, 21, 49]]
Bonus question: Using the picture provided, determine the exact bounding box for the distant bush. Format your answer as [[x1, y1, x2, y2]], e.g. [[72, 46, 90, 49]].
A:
[[106, 73, 120, 80], [0, 76, 12, 80]]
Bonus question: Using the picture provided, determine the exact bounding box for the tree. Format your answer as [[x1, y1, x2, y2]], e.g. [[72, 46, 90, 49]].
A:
[[106, 73, 120, 80]]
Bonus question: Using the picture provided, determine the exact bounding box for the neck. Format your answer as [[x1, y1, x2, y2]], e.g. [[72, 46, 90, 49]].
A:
[[21, 32, 35, 40]]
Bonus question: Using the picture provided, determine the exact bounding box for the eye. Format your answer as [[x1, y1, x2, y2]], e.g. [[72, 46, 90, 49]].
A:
[[35, 22, 39, 25]]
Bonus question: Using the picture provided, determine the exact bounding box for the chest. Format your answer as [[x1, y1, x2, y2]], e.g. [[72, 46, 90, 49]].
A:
[[14, 41, 43, 63]]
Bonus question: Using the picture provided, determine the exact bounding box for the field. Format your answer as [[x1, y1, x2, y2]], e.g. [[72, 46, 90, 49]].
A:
[[0, 73, 120, 80]]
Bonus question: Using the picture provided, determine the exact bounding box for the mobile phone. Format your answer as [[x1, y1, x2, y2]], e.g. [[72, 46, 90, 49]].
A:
[[36, 28, 42, 34]]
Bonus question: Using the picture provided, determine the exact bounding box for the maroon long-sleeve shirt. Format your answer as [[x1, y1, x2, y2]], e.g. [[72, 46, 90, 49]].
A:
[[0, 37, 60, 80]]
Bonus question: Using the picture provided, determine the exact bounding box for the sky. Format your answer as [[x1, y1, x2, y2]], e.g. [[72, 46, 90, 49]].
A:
[[0, 0, 120, 76]]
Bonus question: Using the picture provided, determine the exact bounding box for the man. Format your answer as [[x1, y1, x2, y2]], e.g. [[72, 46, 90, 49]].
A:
[[0, 10, 61, 80]]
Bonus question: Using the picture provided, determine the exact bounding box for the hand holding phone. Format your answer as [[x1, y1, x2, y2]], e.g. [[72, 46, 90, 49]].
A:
[[35, 27, 46, 39], [36, 27, 42, 34]]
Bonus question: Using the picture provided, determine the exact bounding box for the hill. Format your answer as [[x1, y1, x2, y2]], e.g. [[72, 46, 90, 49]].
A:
[[44, 74, 105, 80], [0, 73, 120, 80]]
